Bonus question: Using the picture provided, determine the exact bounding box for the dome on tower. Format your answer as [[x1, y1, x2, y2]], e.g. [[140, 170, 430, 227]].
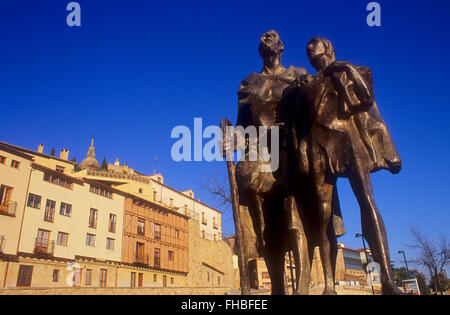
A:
[[80, 138, 100, 169]]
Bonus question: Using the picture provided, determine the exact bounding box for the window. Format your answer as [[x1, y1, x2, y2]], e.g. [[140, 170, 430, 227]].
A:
[[168, 250, 174, 261], [0, 155, 6, 164], [207, 271, 210, 282], [17, 265, 33, 287], [85, 269, 92, 285], [163, 275, 167, 287], [89, 185, 112, 199], [175, 229, 180, 239], [0, 185, 15, 217], [44, 199, 56, 223], [213, 217, 218, 229], [202, 212, 207, 225], [108, 214, 116, 233], [138, 273, 143, 287], [106, 238, 115, 250], [99, 269, 107, 288], [59, 202, 72, 217], [0, 185, 13, 205], [153, 274, 157, 282], [86, 234, 95, 247], [154, 248, 161, 267], [10, 160, 20, 169], [57, 232, 69, 246], [154, 223, 161, 240], [52, 270, 60, 282], [56, 166, 65, 173], [138, 188, 143, 194], [135, 242, 145, 262], [130, 272, 136, 287], [218, 276, 221, 286], [43, 172, 73, 189], [137, 219, 145, 236], [153, 191, 157, 202], [169, 198, 173, 206], [27, 193, 42, 209], [184, 205, 188, 215], [88, 208, 98, 228], [171, 277, 174, 285], [202, 230, 205, 239]]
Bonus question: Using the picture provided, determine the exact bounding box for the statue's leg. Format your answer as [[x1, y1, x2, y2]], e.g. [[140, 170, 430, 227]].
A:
[[286, 195, 310, 295], [348, 159, 403, 295], [313, 174, 337, 295], [327, 214, 338, 289], [263, 242, 287, 295]]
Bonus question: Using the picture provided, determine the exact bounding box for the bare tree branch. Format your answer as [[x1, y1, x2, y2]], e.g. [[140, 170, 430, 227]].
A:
[[407, 225, 448, 295]]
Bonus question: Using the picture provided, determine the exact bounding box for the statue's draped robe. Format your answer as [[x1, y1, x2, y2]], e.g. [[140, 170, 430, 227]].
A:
[[298, 65, 401, 179]]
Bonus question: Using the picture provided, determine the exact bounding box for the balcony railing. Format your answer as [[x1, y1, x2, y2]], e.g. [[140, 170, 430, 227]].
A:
[[34, 238, 55, 255], [134, 254, 149, 266], [0, 236, 5, 253], [0, 201, 17, 217]]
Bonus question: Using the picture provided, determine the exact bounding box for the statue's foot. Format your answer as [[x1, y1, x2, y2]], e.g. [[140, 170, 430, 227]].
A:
[[322, 287, 338, 295], [382, 281, 404, 295]]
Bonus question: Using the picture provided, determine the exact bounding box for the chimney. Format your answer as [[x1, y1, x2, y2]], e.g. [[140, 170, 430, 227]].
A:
[[37, 144, 44, 153], [59, 149, 69, 160], [114, 158, 120, 166]]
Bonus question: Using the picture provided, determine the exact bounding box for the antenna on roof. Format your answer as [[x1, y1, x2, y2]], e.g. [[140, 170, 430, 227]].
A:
[[153, 157, 158, 174]]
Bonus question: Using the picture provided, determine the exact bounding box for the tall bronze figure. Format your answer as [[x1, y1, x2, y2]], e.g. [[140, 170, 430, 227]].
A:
[[294, 37, 402, 294], [222, 31, 344, 295], [222, 30, 308, 294]]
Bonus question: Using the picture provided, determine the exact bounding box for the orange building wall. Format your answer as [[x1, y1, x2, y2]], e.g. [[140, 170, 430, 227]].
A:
[[121, 198, 189, 274]]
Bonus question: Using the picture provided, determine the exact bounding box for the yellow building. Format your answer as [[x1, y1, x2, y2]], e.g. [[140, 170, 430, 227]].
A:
[[0, 139, 234, 291]]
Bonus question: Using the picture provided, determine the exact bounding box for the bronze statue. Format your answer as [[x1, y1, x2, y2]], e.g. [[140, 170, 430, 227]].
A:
[[293, 37, 402, 295], [222, 31, 344, 295]]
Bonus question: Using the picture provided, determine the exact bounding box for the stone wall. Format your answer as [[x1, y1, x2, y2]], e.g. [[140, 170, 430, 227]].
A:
[[186, 219, 234, 289]]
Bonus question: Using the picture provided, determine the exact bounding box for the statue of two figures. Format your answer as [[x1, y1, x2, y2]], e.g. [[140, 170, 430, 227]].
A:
[[221, 30, 403, 295]]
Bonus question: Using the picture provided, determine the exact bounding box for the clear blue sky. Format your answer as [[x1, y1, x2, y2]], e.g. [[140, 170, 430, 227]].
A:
[[0, 1, 449, 273]]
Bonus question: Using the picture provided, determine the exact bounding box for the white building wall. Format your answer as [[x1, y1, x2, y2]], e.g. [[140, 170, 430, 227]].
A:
[[18, 168, 124, 262], [0, 148, 33, 255]]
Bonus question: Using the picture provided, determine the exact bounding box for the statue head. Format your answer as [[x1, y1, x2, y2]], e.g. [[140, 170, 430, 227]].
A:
[[259, 30, 284, 60], [307, 37, 336, 71]]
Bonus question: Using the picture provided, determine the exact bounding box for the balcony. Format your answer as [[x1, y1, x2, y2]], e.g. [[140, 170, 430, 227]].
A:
[[0, 201, 17, 217], [134, 254, 149, 266], [34, 238, 55, 256], [0, 236, 5, 253]]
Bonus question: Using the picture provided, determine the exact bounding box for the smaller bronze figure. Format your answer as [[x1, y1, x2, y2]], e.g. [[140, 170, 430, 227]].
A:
[[295, 37, 402, 294]]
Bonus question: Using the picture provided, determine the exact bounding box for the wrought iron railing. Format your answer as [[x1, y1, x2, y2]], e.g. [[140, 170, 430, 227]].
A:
[[134, 254, 149, 265], [0, 201, 17, 217], [34, 238, 55, 255]]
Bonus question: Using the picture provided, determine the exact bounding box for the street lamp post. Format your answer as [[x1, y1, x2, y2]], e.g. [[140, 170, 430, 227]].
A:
[[398, 250, 411, 279], [356, 233, 375, 295]]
